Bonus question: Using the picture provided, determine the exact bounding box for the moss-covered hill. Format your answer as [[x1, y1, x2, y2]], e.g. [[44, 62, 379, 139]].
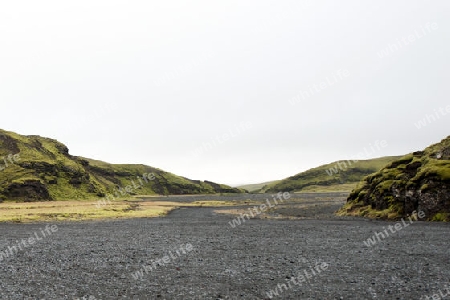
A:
[[339, 136, 450, 221], [259, 156, 400, 193], [237, 180, 281, 193], [0, 129, 243, 202]]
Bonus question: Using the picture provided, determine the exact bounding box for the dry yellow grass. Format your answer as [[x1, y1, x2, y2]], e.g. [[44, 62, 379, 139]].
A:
[[0, 198, 259, 223], [0, 200, 177, 223]]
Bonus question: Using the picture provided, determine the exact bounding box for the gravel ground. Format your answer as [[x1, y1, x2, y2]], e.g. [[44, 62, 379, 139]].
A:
[[0, 193, 449, 300]]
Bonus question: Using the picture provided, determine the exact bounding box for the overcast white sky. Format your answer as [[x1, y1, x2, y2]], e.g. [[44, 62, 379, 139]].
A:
[[1, 0, 449, 186]]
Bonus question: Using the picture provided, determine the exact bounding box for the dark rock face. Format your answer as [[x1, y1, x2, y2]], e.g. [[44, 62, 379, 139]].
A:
[[388, 180, 450, 218], [4, 180, 51, 201], [345, 136, 450, 220], [0, 133, 20, 154], [413, 186, 450, 217], [19, 161, 59, 175]]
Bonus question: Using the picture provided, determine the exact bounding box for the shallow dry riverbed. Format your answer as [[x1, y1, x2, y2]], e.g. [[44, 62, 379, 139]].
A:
[[0, 193, 448, 299]]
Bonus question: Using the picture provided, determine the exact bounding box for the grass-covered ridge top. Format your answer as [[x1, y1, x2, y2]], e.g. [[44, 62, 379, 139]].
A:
[[338, 136, 450, 221], [251, 156, 400, 193], [0, 129, 244, 202]]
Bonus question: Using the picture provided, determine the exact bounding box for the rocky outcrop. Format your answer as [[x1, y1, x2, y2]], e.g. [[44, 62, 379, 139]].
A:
[[341, 136, 450, 221], [4, 180, 51, 201]]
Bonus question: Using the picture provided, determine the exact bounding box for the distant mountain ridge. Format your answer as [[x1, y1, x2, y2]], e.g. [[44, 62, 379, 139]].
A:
[[0, 129, 243, 202]]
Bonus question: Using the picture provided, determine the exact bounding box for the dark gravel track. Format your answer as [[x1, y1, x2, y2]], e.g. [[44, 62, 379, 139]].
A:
[[0, 193, 449, 300]]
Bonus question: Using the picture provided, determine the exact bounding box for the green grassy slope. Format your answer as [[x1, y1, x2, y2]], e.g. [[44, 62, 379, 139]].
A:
[[0, 129, 243, 202], [339, 136, 450, 220], [263, 156, 401, 193], [237, 180, 281, 193]]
